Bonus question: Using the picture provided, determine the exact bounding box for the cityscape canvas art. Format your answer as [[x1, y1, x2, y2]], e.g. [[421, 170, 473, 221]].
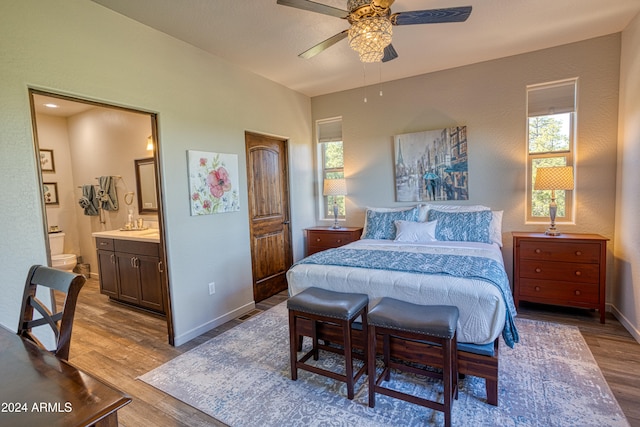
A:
[[394, 126, 469, 202]]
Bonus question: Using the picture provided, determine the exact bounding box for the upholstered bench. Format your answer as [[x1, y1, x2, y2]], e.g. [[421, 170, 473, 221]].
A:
[[367, 298, 459, 427], [287, 287, 369, 399]]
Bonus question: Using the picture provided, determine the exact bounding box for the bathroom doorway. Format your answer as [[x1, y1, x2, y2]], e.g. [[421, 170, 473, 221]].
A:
[[28, 89, 174, 345]]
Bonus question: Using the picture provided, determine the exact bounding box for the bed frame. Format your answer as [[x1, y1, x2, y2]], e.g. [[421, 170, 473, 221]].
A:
[[295, 317, 499, 406]]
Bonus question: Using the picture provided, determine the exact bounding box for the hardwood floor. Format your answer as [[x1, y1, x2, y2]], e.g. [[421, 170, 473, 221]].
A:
[[68, 279, 640, 426]]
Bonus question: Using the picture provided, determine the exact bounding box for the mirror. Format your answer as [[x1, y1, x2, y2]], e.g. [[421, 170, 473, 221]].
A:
[[135, 158, 158, 214]]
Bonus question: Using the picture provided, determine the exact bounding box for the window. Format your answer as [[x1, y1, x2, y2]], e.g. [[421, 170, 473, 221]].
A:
[[526, 80, 577, 222], [317, 118, 344, 220]]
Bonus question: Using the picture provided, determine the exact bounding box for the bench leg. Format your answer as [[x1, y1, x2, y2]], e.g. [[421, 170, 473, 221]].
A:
[[289, 311, 298, 381], [343, 319, 354, 399], [368, 324, 377, 408]]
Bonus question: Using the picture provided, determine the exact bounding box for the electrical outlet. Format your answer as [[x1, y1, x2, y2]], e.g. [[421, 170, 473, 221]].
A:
[[208, 282, 216, 295]]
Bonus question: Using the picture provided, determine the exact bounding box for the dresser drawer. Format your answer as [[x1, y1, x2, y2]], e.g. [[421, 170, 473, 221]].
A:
[[518, 279, 599, 305], [518, 259, 600, 284], [519, 241, 600, 264], [114, 239, 159, 257], [95, 238, 115, 251], [309, 231, 357, 248]]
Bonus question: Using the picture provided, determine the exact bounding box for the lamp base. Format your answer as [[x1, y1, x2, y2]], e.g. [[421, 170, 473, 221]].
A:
[[331, 202, 341, 229], [545, 228, 561, 236]]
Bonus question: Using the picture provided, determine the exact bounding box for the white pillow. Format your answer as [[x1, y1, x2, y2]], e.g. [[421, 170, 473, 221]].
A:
[[489, 210, 504, 247], [394, 220, 437, 243], [418, 204, 503, 247]]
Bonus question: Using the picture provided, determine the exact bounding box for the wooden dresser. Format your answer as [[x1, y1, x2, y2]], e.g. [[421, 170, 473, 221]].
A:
[[512, 232, 608, 323], [305, 226, 363, 256]]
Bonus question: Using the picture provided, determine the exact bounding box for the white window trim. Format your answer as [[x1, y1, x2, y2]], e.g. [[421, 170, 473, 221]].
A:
[[316, 117, 345, 222], [525, 78, 578, 224]]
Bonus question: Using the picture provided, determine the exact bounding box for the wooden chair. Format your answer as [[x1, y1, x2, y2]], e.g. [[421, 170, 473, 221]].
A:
[[18, 265, 86, 361]]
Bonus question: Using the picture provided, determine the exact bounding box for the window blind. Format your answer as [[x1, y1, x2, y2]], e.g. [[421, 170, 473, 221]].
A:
[[317, 118, 342, 143], [527, 81, 576, 117]]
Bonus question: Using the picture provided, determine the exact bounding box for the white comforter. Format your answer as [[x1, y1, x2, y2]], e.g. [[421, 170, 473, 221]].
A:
[[286, 239, 508, 345]]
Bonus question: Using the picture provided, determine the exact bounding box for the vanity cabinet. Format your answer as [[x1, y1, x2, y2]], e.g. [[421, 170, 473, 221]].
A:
[[95, 237, 165, 314]]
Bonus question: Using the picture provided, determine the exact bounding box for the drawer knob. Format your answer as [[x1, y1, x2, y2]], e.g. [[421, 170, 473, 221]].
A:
[[337, 239, 341, 243], [575, 251, 582, 256], [535, 268, 541, 273], [575, 271, 582, 276], [535, 248, 541, 254], [535, 286, 541, 292], [575, 290, 581, 296], [316, 238, 321, 242]]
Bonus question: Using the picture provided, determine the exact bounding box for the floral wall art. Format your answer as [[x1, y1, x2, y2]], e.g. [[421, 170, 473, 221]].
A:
[[188, 150, 240, 215]]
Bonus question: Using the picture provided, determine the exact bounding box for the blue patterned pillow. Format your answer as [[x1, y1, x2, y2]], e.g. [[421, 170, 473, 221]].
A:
[[427, 210, 493, 243], [363, 207, 419, 240]]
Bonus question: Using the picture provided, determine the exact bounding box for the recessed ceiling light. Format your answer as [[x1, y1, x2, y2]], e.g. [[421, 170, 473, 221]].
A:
[[44, 103, 59, 108]]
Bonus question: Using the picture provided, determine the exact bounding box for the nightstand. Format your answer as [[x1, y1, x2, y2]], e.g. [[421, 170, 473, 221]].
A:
[[512, 232, 608, 323], [305, 226, 363, 256]]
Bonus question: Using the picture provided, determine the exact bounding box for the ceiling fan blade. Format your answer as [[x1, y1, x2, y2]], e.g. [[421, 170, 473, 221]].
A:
[[277, 0, 348, 19], [299, 30, 349, 59], [392, 6, 472, 26], [382, 44, 398, 62]]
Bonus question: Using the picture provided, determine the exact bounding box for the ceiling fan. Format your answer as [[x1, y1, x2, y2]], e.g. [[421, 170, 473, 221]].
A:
[[277, 0, 472, 63]]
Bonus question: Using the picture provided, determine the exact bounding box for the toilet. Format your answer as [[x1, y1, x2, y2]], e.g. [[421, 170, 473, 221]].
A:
[[48, 232, 77, 272]]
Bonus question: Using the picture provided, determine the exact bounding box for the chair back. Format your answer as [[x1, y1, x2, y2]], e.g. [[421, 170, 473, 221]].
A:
[[18, 265, 86, 360]]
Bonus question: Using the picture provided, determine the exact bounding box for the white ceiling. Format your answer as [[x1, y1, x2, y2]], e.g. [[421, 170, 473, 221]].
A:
[[91, 0, 640, 97]]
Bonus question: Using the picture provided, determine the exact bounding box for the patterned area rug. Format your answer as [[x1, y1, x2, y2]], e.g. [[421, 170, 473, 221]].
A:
[[139, 303, 629, 427]]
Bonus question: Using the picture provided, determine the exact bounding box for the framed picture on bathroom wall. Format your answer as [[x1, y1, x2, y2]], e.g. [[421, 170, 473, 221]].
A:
[[43, 182, 59, 205], [39, 149, 55, 172]]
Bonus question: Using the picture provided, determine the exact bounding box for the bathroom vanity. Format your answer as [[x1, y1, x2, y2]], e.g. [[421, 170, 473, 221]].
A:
[[93, 229, 165, 315]]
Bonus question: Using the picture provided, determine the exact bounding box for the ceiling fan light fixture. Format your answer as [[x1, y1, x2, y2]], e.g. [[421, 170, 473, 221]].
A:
[[348, 16, 392, 63]]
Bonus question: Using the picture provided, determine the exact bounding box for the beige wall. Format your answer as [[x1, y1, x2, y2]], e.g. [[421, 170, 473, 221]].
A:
[[312, 35, 620, 309], [614, 13, 640, 342], [0, 0, 315, 344]]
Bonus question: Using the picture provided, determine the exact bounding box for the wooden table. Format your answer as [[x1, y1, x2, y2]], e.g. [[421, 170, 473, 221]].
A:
[[0, 326, 131, 427]]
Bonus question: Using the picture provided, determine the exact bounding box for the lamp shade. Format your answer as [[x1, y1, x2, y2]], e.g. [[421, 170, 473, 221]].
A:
[[323, 178, 347, 196], [534, 166, 574, 191]]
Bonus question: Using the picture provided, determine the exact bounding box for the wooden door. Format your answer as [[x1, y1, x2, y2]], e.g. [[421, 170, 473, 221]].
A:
[[245, 132, 292, 302]]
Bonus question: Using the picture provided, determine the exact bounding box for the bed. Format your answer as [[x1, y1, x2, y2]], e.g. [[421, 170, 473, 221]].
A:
[[286, 204, 519, 405]]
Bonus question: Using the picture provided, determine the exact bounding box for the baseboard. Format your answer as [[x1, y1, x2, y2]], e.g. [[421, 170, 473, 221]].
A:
[[609, 303, 640, 344], [172, 301, 256, 346]]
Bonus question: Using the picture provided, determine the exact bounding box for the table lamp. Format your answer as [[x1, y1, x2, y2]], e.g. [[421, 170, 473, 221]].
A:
[[534, 166, 574, 236], [323, 178, 347, 229]]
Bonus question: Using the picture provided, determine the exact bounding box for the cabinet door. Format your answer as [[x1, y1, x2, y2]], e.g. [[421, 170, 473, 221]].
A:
[[97, 250, 118, 297], [137, 255, 164, 313], [116, 253, 140, 305]]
